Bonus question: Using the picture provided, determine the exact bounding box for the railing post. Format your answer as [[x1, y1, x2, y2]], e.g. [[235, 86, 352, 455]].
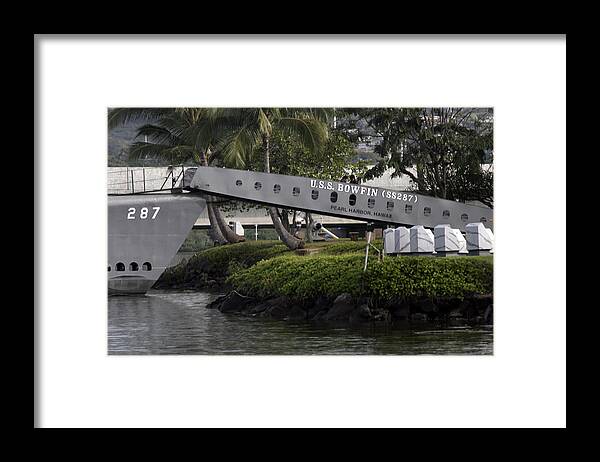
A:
[[363, 231, 371, 272], [143, 168, 146, 192], [131, 170, 134, 194]]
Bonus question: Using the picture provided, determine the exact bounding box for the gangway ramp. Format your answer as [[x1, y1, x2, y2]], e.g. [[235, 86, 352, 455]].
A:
[[188, 167, 493, 232]]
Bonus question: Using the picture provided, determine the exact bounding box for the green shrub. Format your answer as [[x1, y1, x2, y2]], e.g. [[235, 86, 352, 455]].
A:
[[227, 253, 369, 299], [228, 254, 493, 302], [189, 240, 289, 276], [154, 259, 188, 287], [158, 240, 493, 301], [178, 229, 213, 252], [227, 259, 247, 277], [157, 240, 289, 286], [365, 256, 493, 301]]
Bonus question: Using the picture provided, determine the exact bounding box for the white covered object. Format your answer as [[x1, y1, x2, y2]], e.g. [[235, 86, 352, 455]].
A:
[[394, 226, 410, 253], [383, 228, 395, 255], [465, 223, 493, 251], [409, 225, 434, 254], [452, 229, 468, 254], [434, 224, 460, 253]]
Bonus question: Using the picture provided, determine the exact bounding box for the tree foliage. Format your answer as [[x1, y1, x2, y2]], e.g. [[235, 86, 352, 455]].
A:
[[252, 128, 365, 181], [348, 108, 494, 207]]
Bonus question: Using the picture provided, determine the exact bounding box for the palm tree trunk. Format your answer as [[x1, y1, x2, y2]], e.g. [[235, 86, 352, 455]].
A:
[[263, 134, 304, 250], [268, 208, 304, 249], [206, 202, 228, 244], [305, 212, 314, 243], [212, 199, 245, 243], [199, 148, 244, 244]]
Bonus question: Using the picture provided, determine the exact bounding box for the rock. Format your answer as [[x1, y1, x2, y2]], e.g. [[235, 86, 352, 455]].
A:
[[264, 305, 291, 320], [357, 296, 371, 307], [323, 293, 355, 321], [349, 303, 372, 323], [411, 313, 428, 322], [388, 298, 410, 320], [286, 305, 307, 321], [449, 309, 464, 319], [371, 309, 392, 322], [219, 291, 253, 313], [458, 299, 476, 319], [239, 302, 259, 315], [334, 293, 353, 305], [268, 296, 291, 307], [435, 298, 459, 315], [262, 296, 293, 319], [417, 299, 438, 314], [312, 310, 327, 321], [206, 294, 228, 310], [391, 305, 410, 320], [248, 303, 269, 315], [307, 296, 330, 319], [484, 304, 493, 324], [472, 294, 493, 311]]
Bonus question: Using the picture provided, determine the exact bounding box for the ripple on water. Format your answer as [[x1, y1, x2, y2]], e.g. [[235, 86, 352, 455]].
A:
[[108, 290, 493, 355]]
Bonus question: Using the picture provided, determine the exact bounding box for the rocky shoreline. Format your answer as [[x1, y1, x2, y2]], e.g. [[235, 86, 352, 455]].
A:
[[206, 291, 493, 326], [154, 243, 493, 327]]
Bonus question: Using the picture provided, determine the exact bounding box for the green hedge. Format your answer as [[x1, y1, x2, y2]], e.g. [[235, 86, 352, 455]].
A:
[[190, 240, 289, 274], [365, 256, 493, 301], [227, 254, 368, 299], [228, 254, 493, 301], [158, 240, 493, 300], [158, 240, 289, 285], [159, 239, 375, 286]]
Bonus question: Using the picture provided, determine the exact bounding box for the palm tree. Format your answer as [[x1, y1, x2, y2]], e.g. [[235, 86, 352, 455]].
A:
[[107, 108, 244, 244], [209, 108, 332, 249]]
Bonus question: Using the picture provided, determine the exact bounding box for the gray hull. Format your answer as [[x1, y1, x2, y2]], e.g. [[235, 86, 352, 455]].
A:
[[108, 193, 206, 295]]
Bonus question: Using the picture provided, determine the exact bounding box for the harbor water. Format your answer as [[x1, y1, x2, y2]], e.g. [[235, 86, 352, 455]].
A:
[[108, 290, 493, 355]]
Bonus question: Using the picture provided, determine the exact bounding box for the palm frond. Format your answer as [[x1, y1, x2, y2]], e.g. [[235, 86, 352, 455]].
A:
[[215, 125, 262, 168], [135, 124, 182, 146], [107, 108, 174, 129], [128, 142, 194, 163], [257, 109, 272, 135], [276, 116, 329, 153]]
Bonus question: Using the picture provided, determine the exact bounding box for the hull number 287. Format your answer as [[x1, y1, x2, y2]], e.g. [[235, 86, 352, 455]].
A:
[[127, 207, 160, 220]]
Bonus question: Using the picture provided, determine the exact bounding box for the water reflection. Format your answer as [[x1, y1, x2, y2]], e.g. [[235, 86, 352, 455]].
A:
[[108, 291, 493, 355]]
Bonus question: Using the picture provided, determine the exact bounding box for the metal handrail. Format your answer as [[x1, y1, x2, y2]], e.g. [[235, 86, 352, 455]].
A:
[[171, 167, 185, 188], [108, 165, 187, 194], [159, 165, 186, 191]]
